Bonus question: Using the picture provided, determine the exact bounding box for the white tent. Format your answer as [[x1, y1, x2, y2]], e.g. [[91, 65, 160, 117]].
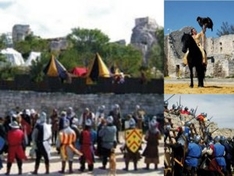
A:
[[0, 48, 25, 66], [25, 51, 41, 66]]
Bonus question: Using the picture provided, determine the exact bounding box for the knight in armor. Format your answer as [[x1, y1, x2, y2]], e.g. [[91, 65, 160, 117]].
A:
[[169, 124, 190, 176], [132, 105, 144, 129], [20, 109, 32, 146], [79, 108, 95, 130], [50, 108, 59, 145], [220, 136, 232, 176], [164, 101, 169, 112], [98, 116, 117, 170], [184, 135, 202, 176], [5, 121, 27, 175], [66, 107, 76, 126], [121, 117, 142, 171], [31, 112, 52, 174], [79, 119, 97, 172], [142, 118, 161, 170], [108, 104, 122, 143], [206, 136, 226, 176], [57, 118, 83, 174], [58, 111, 67, 131], [95, 105, 106, 130]]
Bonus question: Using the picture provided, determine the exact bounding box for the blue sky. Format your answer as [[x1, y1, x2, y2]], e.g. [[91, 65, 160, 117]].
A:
[[164, 94, 234, 129], [0, 0, 163, 44], [165, 1, 234, 38]]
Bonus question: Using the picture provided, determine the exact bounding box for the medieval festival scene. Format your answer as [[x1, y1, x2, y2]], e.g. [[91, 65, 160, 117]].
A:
[[164, 1, 234, 94], [0, 0, 164, 175], [164, 94, 234, 176]]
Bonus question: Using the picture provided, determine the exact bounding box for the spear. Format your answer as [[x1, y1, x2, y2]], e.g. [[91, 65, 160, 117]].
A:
[[207, 116, 213, 121], [210, 128, 219, 134], [165, 94, 175, 102]]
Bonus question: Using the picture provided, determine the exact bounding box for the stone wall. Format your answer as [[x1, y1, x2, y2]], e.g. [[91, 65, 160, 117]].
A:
[[0, 90, 163, 117], [165, 27, 234, 78]]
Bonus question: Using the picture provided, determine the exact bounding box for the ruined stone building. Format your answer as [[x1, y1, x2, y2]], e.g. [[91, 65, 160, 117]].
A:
[[130, 17, 160, 66], [12, 24, 32, 43], [165, 26, 234, 78]]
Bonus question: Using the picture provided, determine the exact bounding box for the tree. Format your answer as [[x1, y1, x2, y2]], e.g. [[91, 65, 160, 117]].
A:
[[216, 22, 234, 36], [14, 34, 49, 59], [103, 43, 142, 76], [0, 34, 8, 50], [148, 27, 164, 76]]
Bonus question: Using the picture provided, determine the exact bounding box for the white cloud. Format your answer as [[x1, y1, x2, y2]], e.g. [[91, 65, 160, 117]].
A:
[[0, 0, 164, 44]]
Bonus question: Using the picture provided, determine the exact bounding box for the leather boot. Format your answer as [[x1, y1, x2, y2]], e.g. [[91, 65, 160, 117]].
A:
[[134, 162, 138, 171], [123, 161, 129, 171], [45, 164, 49, 174], [59, 161, 66, 173], [31, 164, 39, 174], [155, 164, 158, 170], [68, 161, 73, 174], [88, 164, 93, 171], [144, 164, 149, 170], [5, 162, 12, 175]]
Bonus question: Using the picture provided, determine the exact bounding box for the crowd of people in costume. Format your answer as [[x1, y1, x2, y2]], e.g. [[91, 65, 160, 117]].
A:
[[0, 104, 162, 175], [164, 101, 234, 176]]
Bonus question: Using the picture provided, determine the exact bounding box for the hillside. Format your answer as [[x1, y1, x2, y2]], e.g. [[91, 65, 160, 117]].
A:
[[164, 111, 234, 140]]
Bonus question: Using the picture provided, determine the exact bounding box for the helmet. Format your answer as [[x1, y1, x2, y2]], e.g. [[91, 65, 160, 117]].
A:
[[184, 121, 191, 127], [172, 104, 176, 109], [165, 125, 171, 131], [184, 107, 188, 111], [106, 116, 113, 124], [201, 112, 207, 117], [214, 136, 221, 143], [164, 101, 168, 107], [135, 105, 140, 110], [193, 135, 201, 143], [114, 104, 120, 109], [220, 136, 226, 144], [40, 112, 47, 123]]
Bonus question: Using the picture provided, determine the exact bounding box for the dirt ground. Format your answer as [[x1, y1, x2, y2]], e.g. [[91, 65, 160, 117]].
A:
[[164, 78, 234, 94]]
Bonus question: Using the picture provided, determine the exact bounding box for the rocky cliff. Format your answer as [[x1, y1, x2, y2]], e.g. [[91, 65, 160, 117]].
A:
[[164, 111, 234, 140], [130, 17, 161, 65]]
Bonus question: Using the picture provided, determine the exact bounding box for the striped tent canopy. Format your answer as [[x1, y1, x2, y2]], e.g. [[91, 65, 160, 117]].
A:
[[86, 53, 110, 84], [43, 55, 67, 79]]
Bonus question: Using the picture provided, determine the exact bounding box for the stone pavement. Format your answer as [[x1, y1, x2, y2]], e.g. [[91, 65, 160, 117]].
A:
[[0, 132, 164, 176]]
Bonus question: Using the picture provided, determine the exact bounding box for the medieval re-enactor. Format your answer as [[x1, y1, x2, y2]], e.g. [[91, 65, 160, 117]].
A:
[[6, 121, 27, 175], [57, 118, 82, 174], [0, 116, 6, 170], [79, 119, 97, 172], [121, 117, 142, 171], [183, 26, 207, 67], [98, 116, 117, 170], [50, 108, 59, 145], [142, 118, 161, 170], [108, 104, 122, 144], [31, 112, 52, 174]]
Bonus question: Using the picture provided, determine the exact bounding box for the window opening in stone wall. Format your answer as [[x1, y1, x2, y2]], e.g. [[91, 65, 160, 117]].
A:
[[219, 42, 222, 53], [176, 65, 180, 78]]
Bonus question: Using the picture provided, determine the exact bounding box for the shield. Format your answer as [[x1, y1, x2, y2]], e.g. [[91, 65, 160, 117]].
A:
[[125, 129, 143, 153]]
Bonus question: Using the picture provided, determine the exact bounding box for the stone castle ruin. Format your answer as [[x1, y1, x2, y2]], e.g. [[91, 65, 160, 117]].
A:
[[130, 17, 160, 65], [165, 26, 234, 78]]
